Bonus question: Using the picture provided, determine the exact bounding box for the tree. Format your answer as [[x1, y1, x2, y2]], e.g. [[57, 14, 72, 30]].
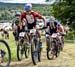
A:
[[52, 0, 75, 30]]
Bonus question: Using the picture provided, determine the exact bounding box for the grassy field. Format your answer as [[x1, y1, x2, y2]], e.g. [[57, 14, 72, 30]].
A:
[[0, 31, 75, 67]]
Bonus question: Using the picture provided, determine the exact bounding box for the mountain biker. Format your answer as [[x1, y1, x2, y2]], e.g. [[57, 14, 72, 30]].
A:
[[46, 16, 64, 50], [46, 16, 58, 35], [12, 12, 21, 41], [19, 3, 46, 49]]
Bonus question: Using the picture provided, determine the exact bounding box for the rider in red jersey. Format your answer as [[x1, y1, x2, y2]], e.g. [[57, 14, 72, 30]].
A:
[[19, 3, 46, 48]]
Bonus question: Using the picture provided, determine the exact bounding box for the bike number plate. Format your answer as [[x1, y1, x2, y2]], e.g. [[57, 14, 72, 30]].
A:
[[46, 34, 49, 37], [19, 32, 25, 37], [51, 33, 57, 38], [30, 29, 36, 34]]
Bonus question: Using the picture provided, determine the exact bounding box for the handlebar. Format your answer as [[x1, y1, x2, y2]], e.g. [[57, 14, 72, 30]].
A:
[[37, 26, 47, 30], [25, 26, 47, 32]]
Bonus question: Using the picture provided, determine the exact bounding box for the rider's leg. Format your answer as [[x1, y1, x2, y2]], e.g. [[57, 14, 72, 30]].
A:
[[36, 30, 43, 49], [57, 36, 63, 50]]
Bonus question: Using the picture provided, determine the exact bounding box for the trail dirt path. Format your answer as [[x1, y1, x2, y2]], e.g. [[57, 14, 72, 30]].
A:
[[10, 43, 75, 67]]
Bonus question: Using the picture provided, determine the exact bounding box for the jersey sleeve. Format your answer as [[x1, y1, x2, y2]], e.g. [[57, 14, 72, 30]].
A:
[[33, 11, 45, 22], [34, 12, 43, 18]]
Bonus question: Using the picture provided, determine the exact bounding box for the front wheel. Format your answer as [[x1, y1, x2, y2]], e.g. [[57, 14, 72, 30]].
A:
[[17, 41, 24, 61], [47, 41, 56, 60], [0, 40, 11, 67], [25, 49, 29, 58], [31, 38, 39, 65], [38, 48, 41, 62], [46, 37, 53, 60], [25, 43, 30, 58], [47, 49, 55, 60]]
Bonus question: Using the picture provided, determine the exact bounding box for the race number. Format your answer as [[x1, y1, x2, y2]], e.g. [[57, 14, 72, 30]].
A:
[[19, 32, 25, 37], [30, 29, 36, 34]]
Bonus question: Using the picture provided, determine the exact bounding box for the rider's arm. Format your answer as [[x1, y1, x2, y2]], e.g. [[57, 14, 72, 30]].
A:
[[34, 12, 46, 26], [57, 25, 64, 34], [19, 12, 26, 29], [61, 25, 66, 34]]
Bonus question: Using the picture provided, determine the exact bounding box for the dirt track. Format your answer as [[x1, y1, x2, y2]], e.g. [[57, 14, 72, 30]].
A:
[[10, 43, 75, 67]]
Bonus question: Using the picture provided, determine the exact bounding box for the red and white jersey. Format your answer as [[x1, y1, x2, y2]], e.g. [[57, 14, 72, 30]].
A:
[[20, 10, 45, 24]]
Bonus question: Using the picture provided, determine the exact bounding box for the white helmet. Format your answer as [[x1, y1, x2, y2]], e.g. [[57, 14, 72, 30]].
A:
[[49, 16, 55, 22]]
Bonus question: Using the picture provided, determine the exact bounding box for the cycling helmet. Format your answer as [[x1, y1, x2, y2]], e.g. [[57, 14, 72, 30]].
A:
[[24, 3, 32, 11], [49, 16, 55, 22]]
